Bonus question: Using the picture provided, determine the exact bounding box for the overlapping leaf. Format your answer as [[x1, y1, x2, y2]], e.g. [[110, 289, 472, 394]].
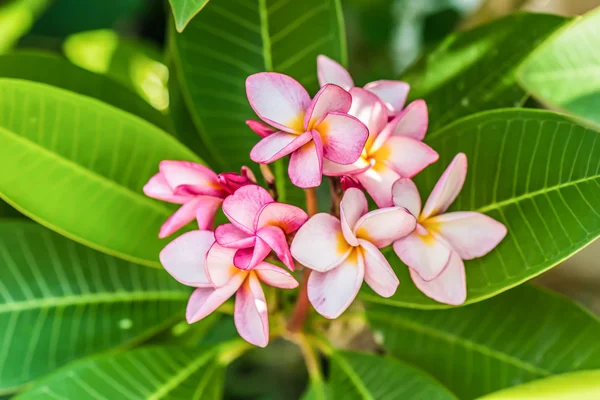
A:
[[361, 109, 600, 308], [0, 79, 201, 267], [0, 221, 189, 394], [366, 285, 600, 399], [168, 0, 211, 32]]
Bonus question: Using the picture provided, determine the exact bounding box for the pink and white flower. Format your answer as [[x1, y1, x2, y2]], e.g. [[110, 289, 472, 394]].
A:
[[160, 230, 298, 347], [317, 54, 410, 116], [392, 154, 507, 305], [246, 72, 369, 188], [144, 162, 255, 238], [215, 185, 307, 271], [323, 88, 438, 207], [291, 188, 416, 318]]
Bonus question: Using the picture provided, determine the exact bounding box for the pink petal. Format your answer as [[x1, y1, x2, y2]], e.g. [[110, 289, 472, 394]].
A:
[[322, 157, 371, 177], [410, 251, 466, 305], [317, 54, 354, 90], [392, 226, 452, 281], [194, 196, 223, 231], [340, 188, 368, 246], [254, 262, 299, 289], [307, 249, 365, 319], [250, 131, 312, 164], [205, 243, 240, 287], [421, 153, 468, 220], [214, 223, 255, 248], [246, 120, 276, 137], [348, 87, 388, 147], [222, 185, 274, 234], [372, 100, 429, 152], [159, 230, 214, 287], [356, 163, 401, 207], [143, 173, 188, 204], [364, 80, 410, 116], [391, 178, 421, 217], [288, 132, 323, 188], [340, 175, 363, 191], [246, 72, 311, 133], [256, 226, 295, 271], [428, 212, 507, 260], [304, 84, 351, 128], [235, 273, 269, 347], [233, 238, 271, 270], [373, 136, 439, 178], [159, 196, 210, 238], [354, 206, 416, 248], [254, 202, 308, 234], [186, 273, 246, 323], [291, 213, 352, 272], [217, 167, 256, 193], [159, 161, 224, 197], [359, 239, 399, 297], [318, 112, 368, 165]]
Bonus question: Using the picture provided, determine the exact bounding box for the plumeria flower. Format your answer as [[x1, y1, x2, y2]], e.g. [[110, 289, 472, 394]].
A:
[[215, 185, 307, 271], [317, 54, 409, 116], [323, 88, 438, 207], [246, 72, 369, 188], [160, 230, 297, 347], [144, 161, 255, 238], [391, 154, 507, 305], [291, 188, 416, 318]]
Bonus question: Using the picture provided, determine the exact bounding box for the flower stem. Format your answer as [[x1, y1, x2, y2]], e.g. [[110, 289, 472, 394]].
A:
[[328, 177, 343, 217], [304, 187, 318, 217], [295, 333, 327, 399]]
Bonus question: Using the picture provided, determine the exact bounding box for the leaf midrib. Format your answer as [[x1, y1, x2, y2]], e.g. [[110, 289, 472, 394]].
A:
[[332, 353, 376, 400]]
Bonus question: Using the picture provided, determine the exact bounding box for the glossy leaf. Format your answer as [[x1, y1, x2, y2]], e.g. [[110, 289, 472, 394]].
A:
[[15, 345, 230, 399], [477, 370, 600, 400], [366, 285, 600, 399], [361, 109, 600, 308], [0, 79, 201, 267], [169, 0, 210, 32], [330, 351, 457, 400], [0, 51, 168, 130], [0, 221, 189, 394], [403, 13, 568, 131], [518, 8, 600, 129]]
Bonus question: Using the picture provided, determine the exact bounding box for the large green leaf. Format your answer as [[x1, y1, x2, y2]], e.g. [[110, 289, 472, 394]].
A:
[[366, 285, 600, 399], [0, 51, 168, 130], [169, 0, 210, 32], [518, 8, 600, 129], [477, 370, 600, 400], [330, 351, 457, 400], [0, 221, 189, 394], [403, 13, 568, 131], [0, 79, 201, 267], [361, 109, 600, 308], [15, 344, 234, 399]]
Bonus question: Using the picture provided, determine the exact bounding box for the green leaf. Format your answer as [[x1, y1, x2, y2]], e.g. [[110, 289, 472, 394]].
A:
[[15, 345, 230, 400], [0, 78, 201, 267], [403, 13, 569, 131], [330, 351, 457, 400], [361, 108, 600, 308], [0, 0, 50, 54], [477, 370, 600, 400], [0, 51, 168, 130], [366, 285, 600, 399], [169, 0, 210, 32], [518, 8, 600, 130], [0, 221, 189, 394]]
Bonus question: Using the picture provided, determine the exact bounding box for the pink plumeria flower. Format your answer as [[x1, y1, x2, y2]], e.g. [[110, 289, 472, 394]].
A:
[[144, 162, 255, 238], [291, 188, 416, 318], [215, 185, 307, 271], [392, 154, 507, 305], [317, 54, 410, 116], [246, 72, 369, 188], [160, 230, 298, 347], [323, 88, 438, 207]]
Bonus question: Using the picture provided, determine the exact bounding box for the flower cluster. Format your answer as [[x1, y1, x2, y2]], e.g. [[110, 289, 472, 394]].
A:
[[145, 55, 507, 347]]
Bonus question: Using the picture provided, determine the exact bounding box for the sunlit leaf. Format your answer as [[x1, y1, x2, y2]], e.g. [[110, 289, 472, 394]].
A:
[[168, 0, 210, 32], [0, 0, 50, 54]]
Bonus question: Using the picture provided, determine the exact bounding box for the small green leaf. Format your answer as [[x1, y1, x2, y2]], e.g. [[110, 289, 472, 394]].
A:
[[0, 221, 189, 394], [518, 8, 600, 129], [0, 0, 50, 54], [0, 79, 201, 267], [330, 351, 457, 400], [366, 285, 600, 400], [477, 370, 600, 399], [169, 0, 210, 32], [362, 109, 600, 308], [403, 13, 569, 131]]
